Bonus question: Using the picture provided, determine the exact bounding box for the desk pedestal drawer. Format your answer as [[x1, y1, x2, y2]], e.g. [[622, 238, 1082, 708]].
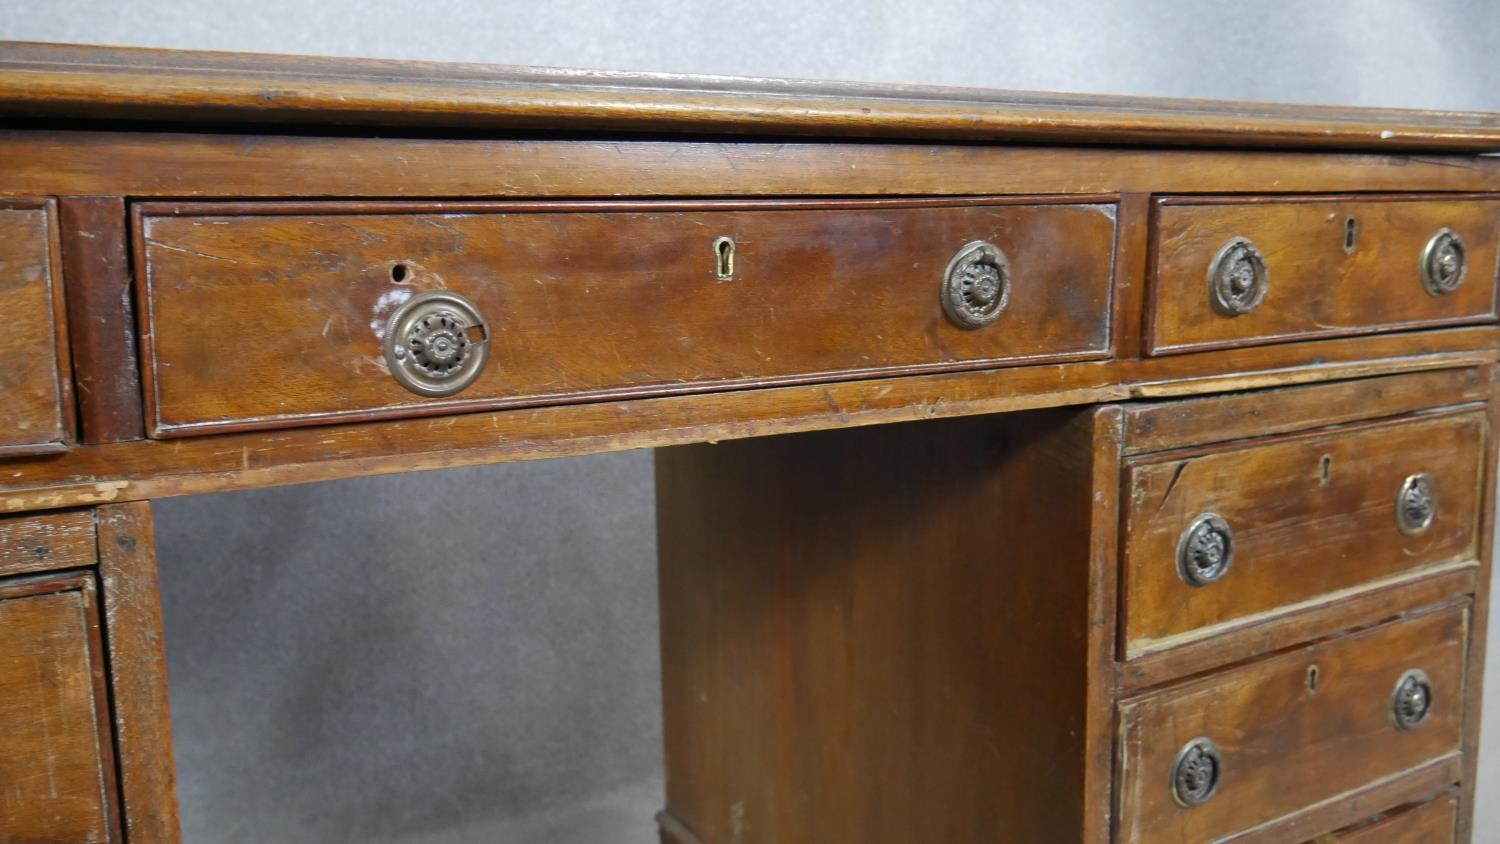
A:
[[134, 200, 1116, 436], [0, 571, 120, 843], [1117, 604, 1466, 844]]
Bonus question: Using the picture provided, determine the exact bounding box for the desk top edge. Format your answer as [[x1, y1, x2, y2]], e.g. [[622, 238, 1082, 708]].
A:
[[3, 41, 1500, 152]]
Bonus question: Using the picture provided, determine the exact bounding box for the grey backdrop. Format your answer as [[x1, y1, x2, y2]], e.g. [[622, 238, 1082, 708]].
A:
[[4, 2, 1500, 841]]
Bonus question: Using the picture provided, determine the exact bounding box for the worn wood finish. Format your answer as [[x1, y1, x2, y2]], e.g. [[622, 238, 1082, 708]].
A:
[[58, 197, 145, 444], [1122, 366, 1488, 455], [0, 199, 72, 456], [1117, 604, 1468, 843], [658, 408, 1119, 844], [1149, 197, 1500, 355], [1455, 375, 1499, 842], [97, 501, 182, 844], [135, 199, 1116, 436], [1315, 792, 1459, 843], [1122, 410, 1485, 656], [2, 336, 1493, 516], [0, 570, 121, 844], [0, 509, 96, 578], [4, 42, 1500, 150]]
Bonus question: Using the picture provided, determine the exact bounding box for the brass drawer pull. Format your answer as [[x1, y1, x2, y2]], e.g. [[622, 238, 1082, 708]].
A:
[[383, 291, 491, 397], [1171, 737, 1222, 807], [941, 240, 1011, 329], [1420, 228, 1467, 295], [1177, 513, 1234, 587], [1208, 236, 1269, 316], [1395, 473, 1436, 536], [1391, 669, 1434, 730]]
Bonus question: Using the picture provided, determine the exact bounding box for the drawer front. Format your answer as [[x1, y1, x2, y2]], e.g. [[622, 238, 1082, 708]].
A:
[[1314, 794, 1457, 842], [1122, 411, 1483, 656], [1149, 197, 1500, 354], [1117, 606, 1466, 843], [0, 511, 98, 578], [0, 201, 71, 456], [0, 572, 120, 843], [136, 200, 1117, 436]]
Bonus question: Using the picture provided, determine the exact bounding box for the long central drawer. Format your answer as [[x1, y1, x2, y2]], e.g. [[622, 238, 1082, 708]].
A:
[[133, 199, 1117, 436]]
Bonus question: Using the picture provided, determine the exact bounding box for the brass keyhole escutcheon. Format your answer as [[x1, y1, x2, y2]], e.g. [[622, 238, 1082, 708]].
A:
[[383, 290, 491, 397], [713, 236, 735, 280]]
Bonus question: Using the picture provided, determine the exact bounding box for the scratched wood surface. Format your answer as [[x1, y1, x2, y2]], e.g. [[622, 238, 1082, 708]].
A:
[[0, 200, 71, 456], [134, 200, 1116, 436], [1117, 604, 1468, 843], [0, 571, 121, 843], [1314, 792, 1459, 842], [1122, 410, 1485, 656], [1149, 197, 1500, 355]]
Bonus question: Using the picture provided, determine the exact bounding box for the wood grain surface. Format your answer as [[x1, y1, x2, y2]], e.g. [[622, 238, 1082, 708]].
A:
[[0, 509, 96, 578], [0, 200, 71, 456], [1315, 792, 1459, 842], [135, 199, 1116, 436], [1149, 197, 1500, 354], [1117, 604, 1468, 843], [1122, 410, 1485, 656]]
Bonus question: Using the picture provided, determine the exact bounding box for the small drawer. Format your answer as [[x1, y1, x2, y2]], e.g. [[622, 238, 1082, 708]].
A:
[[0, 510, 98, 578], [0, 571, 120, 842], [1313, 793, 1457, 842], [133, 199, 1117, 436], [1122, 410, 1484, 657], [1117, 605, 1466, 844], [1148, 196, 1500, 354], [0, 200, 71, 456]]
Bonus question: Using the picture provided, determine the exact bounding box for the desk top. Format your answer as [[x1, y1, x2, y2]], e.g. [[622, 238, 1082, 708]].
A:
[[2, 41, 1500, 151]]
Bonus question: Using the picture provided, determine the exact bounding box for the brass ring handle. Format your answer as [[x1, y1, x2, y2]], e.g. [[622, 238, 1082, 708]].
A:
[[1420, 228, 1467, 296], [1208, 237, 1269, 316], [1177, 513, 1234, 587], [941, 240, 1011, 329], [383, 291, 491, 397], [1171, 737, 1222, 807], [1395, 473, 1436, 537], [1391, 669, 1433, 730]]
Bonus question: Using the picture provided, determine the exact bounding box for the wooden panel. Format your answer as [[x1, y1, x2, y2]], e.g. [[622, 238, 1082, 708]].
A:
[[1315, 793, 1458, 842], [59, 198, 146, 443], [98, 502, 181, 844], [1149, 197, 1500, 355], [1117, 605, 1468, 844], [0, 570, 121, 843], [0, 329, 1494, 516], [135, 199, 1116, 436], [9, 135, 1500, 202], [1122, 410, 1485, 656], [0, 509, 96, 578], [0, 199, 71, 456], [1122, 367, 1487, 455], [4, 43, 1500, 151], [658, 409, 1118, 844]]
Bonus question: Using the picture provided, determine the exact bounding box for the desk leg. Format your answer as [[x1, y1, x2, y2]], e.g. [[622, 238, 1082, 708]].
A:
[[656, 408, 1121, 844], [98, 501, 182, 844]]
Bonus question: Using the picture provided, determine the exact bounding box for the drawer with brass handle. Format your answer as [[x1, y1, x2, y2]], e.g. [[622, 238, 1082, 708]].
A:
[[1147, 196, 1500, 354], [132, 199, 1116, 437], [1121, 408, 1484, 658], [1116, 604, 1467, 843]]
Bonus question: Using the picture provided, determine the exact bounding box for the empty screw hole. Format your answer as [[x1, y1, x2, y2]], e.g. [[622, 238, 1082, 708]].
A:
[[391, 264, 410, 282]]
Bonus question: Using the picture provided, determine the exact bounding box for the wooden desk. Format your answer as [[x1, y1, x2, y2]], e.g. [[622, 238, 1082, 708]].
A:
[[0, 42, 1497, 843]]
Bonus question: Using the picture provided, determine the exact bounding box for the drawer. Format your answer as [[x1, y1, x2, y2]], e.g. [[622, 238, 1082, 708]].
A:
[[1312, 793, 1457, 842], [0, 510, 98, 578], [1148, 196, 1500, 354], [1122, 410, 1484, 657], [134, 199, 1117, 436], [0, 571, 120, 843], [1117, 605, 1466, 843], [0, 200, 71, 456]]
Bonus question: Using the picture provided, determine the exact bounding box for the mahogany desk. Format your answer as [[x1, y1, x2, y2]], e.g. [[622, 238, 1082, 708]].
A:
[[0, 42, 1497, 843]]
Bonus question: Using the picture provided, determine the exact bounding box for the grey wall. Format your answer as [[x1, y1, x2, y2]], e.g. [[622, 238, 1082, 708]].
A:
[[4, 2, 1500, 841]]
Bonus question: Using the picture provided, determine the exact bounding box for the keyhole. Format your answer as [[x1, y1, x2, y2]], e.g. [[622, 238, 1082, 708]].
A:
[[1307, 664, 1320, 694], [714, 236, 735, 280], [1343, 217, 1359, 253], [1320, 455, 1333, 485]]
